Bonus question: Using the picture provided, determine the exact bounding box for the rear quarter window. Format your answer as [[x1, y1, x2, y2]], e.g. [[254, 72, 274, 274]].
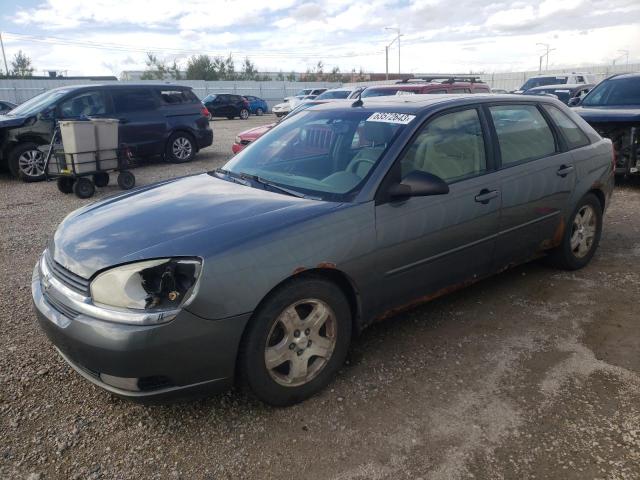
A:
[[490, 104, 556, 166], [159, 89, 198, 104], [543, 105, 590, 150]]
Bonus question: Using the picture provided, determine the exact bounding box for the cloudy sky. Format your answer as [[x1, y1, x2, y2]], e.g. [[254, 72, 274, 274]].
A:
[[0, 0, 638, 77]]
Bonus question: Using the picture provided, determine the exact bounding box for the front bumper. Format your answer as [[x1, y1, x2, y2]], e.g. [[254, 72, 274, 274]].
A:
[[32, 259, 250, 399]]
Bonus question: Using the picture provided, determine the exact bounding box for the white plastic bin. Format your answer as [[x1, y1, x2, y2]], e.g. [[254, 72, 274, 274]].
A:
[[92, 118, 118, 157], [59, 121, 96, 154]]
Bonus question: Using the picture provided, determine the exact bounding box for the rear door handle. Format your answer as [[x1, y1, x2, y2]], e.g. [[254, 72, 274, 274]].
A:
[[557, 164, 574, 177], [475, 189, 499, 204]]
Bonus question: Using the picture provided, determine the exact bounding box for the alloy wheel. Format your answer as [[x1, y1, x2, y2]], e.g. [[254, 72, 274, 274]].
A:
[[172, 137, 193, 160], [18, 149, 45, 178], [570, 205, 597, 258], [264, 298, 337, 387]]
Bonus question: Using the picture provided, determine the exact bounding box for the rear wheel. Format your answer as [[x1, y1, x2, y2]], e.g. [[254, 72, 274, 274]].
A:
[[547, 193, 602, 270], [9, 143, 46, 182], [73, 177, 95, 199], [239, 277, 352, 406], [239, 108, 249, 120], [165, 132, 195, 163], [255, 108, 264, 116], [117, 170, 135, 190], [93, 172, 109, 187], [56, 177, 75, 194]]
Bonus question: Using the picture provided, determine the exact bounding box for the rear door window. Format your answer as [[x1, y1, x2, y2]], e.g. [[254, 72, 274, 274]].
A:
[[543, 105, 590, 150], [111, 89, 158, 113], [427, 89, 447, 94], [489, 104, 556, 166], [59, 90, 107, 118]]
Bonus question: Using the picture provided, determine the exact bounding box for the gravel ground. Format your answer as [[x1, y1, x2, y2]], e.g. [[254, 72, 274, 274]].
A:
[[1, 116, 639, 479]]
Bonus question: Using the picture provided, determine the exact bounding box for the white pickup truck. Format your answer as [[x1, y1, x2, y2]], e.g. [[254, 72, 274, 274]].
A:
[[514, 73, 598, 93]]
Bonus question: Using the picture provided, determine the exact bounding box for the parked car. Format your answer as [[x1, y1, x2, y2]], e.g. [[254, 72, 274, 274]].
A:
[[232, 99, 341, 154], [0, 84, 212, 182], [361, 76, 491, 98], [285, 88, 327, 102], [572, 72, 640, 175], [202, 94, 250, 120], [314, 87, 364, 100], [523, 84, 593, 105], [273, 89, 329, 117], [244, 95, 269, 116], [514, 73, 597, 94], [33, 94, 614, 406], [0, 100, 16, 114]]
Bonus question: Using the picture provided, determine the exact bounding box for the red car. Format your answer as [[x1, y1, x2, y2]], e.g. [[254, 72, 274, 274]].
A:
[[232, 100, 335, 153], [361, 75, 491, 98]]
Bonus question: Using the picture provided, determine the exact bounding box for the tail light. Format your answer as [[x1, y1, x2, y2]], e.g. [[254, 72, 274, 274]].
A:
[[201, 106, 210, 117]]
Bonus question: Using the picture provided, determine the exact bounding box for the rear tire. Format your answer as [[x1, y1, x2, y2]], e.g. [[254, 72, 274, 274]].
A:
[[73, 177, 95, 199], [93, 172, 109, 187], [9, 143, 46, 182], [239, 277, 352, 406], [547, 193, 602, 270], [117, 171, 135, 190], [56, 177, 75, 194], [165, 132, 195, 163], [256, 108, 264, 116]]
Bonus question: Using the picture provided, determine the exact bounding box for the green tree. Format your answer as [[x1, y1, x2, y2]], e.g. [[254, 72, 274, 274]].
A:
[[286, 71, 296, 81], [11, 50, 34, 77], [240, 57, 257, 80], [276, 70, 285, 81], [327, 66, 341, 82], [141, 53, 168, 80], [186, 54, 217, 80]]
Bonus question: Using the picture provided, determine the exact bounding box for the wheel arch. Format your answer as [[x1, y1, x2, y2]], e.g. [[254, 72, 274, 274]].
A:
[[588, 187, 606, 212]]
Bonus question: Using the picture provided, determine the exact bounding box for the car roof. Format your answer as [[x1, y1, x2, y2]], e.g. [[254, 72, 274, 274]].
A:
[[305, 93, 557, 114], [527, 83, 594, 90], [47, 83, 193, 93], [607, 72, 640, 80]]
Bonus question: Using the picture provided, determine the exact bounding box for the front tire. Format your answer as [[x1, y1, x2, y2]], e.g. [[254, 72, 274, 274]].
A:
[[255, 108, 264, 116], [239, 108, 249, 120], [548, 193, 603, 270], [165, 132, 195, 163], [9, 143, 46, 182], [239, 277, 352, 406]]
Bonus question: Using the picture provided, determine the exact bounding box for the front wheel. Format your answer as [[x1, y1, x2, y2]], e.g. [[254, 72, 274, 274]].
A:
[[239, 108, 249, 120], [255, 108, 264, 116], [547, 193, 603, 270], [239, 277, 352, 406], [9, 143, 46, 182]]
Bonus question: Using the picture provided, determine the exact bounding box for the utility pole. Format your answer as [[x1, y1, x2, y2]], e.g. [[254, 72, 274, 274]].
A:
[[385, 45, 389, 80], [385, 27, 403, 77], [0, 32, 9, 77], [618, 49, 629, 68], [536, 43, 556, 71]]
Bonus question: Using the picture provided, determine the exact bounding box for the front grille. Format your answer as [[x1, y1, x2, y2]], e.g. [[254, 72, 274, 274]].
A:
[[240, 139, 251, 145], [43, 290, 81, 319], [45, 252, 90, 296]]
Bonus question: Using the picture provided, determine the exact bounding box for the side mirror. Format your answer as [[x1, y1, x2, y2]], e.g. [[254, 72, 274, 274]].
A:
[[39, 108, 55, 121], [388, 171, 449, 199], [568, 97, 581, 107]]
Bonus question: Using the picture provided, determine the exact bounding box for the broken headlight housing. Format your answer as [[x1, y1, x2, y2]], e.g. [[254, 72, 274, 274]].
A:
[[90, 258, 202, 324]]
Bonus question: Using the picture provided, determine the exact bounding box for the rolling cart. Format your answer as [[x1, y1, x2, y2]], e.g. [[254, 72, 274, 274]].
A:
[[43, 119, 136, 199]]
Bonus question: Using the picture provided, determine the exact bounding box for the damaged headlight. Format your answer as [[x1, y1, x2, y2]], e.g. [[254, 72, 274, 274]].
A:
[[90, 258, 202, 321]]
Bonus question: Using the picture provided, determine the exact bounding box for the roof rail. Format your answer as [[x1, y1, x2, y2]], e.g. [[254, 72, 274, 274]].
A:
[[396, 75, 484, 84]]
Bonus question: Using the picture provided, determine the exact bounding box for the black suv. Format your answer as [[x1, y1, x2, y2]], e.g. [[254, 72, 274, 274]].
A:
[[572, 73, 640, 176], [0, 84, 213, 182], [202, 94, 250, 120]]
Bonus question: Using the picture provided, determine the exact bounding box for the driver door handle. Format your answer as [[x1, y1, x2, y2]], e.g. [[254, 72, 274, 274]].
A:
[[475, 189, 499, 204], [557, 164, 574, 177]]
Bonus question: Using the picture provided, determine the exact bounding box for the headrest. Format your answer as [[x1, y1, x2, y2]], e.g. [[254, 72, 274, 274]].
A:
[[362, 121, 394, 145]]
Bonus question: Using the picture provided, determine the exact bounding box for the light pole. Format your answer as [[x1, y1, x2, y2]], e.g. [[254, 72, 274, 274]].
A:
[[536, 43, 556, 71], [384, 27, 403, 79], [618, 49, 629, 68]]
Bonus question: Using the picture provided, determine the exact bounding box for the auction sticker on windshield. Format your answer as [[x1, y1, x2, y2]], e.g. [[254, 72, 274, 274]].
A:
[[367, 112, 416, 124]]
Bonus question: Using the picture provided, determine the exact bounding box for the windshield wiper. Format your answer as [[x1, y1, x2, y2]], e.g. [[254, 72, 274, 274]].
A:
[[238, 172, 308, 198]]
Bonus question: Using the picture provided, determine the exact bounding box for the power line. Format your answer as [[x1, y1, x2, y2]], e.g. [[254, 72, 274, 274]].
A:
[[2, 31, 383, 59]]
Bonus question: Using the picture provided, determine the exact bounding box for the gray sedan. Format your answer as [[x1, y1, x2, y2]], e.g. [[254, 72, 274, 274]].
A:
[[32, 94, 614, 406]]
